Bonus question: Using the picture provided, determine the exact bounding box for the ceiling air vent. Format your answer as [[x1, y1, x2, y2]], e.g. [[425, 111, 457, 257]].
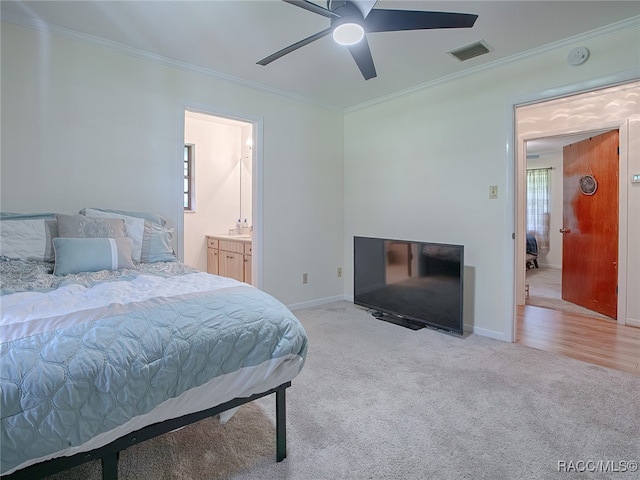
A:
[[448, 40, 493, 62]]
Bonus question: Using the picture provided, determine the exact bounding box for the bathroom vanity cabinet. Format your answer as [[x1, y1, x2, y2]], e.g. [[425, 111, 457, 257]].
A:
[[206, 235, 252, 284]]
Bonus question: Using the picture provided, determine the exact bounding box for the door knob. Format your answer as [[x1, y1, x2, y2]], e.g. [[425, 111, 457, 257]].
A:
[[559, 228, 569, 233]]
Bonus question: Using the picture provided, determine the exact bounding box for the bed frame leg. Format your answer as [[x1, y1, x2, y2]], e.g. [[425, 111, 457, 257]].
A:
[[276, 387, 287, 462], [101, 452, 119, 480]]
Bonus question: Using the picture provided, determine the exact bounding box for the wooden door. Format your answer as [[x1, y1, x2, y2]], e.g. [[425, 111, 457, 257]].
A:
[[220, 252, 244, 281], [206, 237, 219, 275], [243, 242, 252, 285], [561, 130, 618, 319], [244, 255, 252, 285], [207, 248, 219, 275]]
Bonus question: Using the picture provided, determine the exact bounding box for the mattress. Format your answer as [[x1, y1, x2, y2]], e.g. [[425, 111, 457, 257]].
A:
[[0, 260, 308, 475]]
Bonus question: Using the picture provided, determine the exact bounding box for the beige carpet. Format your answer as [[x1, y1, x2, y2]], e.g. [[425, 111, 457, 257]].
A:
[[42, 301, 639, 480], [525, 266, 612, 320], [43, 403, 275, 480]]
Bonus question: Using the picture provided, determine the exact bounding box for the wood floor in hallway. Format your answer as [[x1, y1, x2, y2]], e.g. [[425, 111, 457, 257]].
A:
[[517, 304, 640, 376]]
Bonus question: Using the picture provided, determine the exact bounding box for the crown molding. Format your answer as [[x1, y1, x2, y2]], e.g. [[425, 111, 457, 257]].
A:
[[3, 10, 638, 114], [0, 11, 341, 112], [345, 15, 640, 113]]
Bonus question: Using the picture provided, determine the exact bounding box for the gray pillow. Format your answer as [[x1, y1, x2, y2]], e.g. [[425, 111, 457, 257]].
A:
[[56, 214, 126, 239], [81, 208, 175, 263], [79, 208, 167, 226]]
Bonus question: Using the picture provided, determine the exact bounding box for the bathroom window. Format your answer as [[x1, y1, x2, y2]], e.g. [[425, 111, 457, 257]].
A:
[[184, 144, 195, 211]]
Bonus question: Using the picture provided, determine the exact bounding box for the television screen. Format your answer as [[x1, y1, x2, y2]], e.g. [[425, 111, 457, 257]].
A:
[[354, 236, 464, 335]]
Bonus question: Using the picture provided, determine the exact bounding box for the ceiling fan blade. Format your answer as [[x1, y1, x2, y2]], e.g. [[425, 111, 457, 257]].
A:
[[257, 28, 333, 66], [350, 0, 378, 18], [283, 0, 340, 19], [364, 10, 478, 33], [348, 35, 377, 80]]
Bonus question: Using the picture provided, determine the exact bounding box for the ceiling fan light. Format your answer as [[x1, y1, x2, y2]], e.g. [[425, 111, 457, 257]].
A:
[[333, 23, 364, 45]]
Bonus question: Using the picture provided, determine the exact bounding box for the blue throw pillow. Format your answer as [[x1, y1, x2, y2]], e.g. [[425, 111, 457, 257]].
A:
[[53, 237, 136, 276]]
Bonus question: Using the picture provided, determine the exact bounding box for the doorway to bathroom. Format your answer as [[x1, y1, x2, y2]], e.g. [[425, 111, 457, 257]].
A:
[[182, 109, 255, 281]]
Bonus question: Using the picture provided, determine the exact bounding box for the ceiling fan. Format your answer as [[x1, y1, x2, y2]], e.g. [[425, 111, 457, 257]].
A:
[[257, 0, 478, 80]]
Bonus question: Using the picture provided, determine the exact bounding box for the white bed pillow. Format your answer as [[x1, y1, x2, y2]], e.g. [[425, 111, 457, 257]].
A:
[[0, 213, 58, 262]]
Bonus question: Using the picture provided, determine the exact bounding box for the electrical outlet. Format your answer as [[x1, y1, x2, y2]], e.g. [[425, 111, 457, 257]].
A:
[[337, 267, 342, 277], [302, 273, 308, 284], [489, 185, 498, 199]]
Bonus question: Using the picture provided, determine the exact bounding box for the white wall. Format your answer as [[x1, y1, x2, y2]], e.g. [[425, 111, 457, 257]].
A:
[[183, 115, 247, 272], [344, 25, 640, 339], [2, 19, 638, 337], [526, 156, 563, 268], [0, 21, 345, 307]]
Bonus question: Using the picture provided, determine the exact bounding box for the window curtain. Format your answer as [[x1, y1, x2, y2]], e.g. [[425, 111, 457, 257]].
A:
[[526, 168, 550, 249]]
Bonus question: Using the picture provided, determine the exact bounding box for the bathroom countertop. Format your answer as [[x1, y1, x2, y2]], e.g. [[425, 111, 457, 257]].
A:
[[206, 233, 252, 242]]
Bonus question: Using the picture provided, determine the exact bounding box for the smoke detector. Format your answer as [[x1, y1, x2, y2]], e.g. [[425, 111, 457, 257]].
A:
[[567, 47, 589, 66]]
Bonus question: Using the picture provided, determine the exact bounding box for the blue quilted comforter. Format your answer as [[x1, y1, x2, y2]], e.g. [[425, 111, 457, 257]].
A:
[[0, 261, 307, 475]]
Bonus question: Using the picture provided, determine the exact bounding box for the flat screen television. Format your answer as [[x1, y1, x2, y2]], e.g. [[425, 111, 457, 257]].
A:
[[353, 236, 464, 335]]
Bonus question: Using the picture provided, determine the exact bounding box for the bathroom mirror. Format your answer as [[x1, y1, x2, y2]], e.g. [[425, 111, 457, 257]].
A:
[[239, 126, 253, 229]]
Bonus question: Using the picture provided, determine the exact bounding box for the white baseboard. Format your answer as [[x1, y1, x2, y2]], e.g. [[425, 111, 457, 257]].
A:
[[626, 317, 640, 328], [287, 295, 348, 311], [465, 324, 507, 341], [289, 296, 508, 342]]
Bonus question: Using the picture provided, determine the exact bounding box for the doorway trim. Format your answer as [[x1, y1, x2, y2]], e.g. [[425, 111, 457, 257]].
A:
[[177, 101, 264, 289], [506, 69, 640, 343]]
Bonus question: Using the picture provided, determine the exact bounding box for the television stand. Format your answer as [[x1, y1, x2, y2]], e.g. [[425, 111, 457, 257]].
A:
[[372, 311, 425, 331]]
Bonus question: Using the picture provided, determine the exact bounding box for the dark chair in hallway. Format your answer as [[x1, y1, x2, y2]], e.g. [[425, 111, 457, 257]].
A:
[[526, 233, 539, 269]]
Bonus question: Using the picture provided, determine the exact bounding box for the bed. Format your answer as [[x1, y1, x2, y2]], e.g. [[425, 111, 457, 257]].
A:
[[0, 211, 308, 479], [526, 233, 539, 269]]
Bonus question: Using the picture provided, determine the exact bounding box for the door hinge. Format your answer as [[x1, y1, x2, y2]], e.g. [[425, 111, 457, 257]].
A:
[[617, 145, 619, 155]]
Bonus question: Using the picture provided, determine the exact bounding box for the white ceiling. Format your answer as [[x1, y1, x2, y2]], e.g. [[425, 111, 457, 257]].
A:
[[526, 130, 612, 158], [2, 1, 639, 110]]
